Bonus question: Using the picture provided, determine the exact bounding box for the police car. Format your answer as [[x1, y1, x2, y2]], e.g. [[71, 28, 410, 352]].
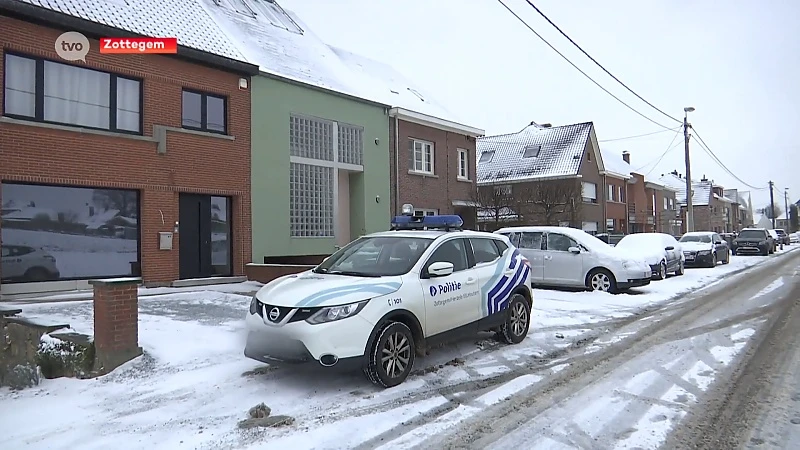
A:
[[245, 205, 534, 387]]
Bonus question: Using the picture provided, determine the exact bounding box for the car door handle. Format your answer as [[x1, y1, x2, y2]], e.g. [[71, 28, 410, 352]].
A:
[[465, 277, 477, 285]]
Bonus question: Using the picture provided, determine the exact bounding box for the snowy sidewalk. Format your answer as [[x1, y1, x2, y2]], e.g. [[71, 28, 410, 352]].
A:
[[0, 246, 797, 449]]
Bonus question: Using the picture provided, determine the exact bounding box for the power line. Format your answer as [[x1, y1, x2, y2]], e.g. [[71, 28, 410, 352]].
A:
[[689, 131, 769, 190], [496, 0, 675, 131], [522, 0, 682, 125], [599, 126, 681, 143], [637, 130, 683, 176]]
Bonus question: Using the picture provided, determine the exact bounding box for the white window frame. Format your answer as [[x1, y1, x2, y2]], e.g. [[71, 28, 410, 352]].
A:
[[581, 182, 597, 203], [558, 221, 570, 227], [457, 148, 469, 180], [494, 184, 512, 196], [606, 218, 614, 229], [413, 208, 438, 217], [582, 221, 599, 234], [607, 184, 615, 202], [410, 138, 434, 175], [289, 114, 364, 238], [619, 186, 625, 203]]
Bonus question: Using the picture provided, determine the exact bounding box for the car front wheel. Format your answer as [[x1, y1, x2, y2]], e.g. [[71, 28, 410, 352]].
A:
[[675, 259, 685, 276], [364, 322, 415, 388], [500, 294, 531, 345], [722, 251, 730, 264], [587, 268, 617, 293]]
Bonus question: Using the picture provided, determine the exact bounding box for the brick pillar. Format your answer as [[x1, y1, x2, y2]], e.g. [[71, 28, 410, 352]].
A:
[[89, 278, 143, 374]]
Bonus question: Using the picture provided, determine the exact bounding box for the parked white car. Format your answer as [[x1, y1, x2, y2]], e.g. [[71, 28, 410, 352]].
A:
[[791, 232, 800, 244], [245, 210, 533, 387], [614, 232, 685, 280], [0, 244, 60, 282], [494, 226, 652, 294]]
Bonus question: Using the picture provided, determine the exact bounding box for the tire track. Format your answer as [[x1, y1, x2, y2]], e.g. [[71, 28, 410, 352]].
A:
[[413, 250, 800, 449]]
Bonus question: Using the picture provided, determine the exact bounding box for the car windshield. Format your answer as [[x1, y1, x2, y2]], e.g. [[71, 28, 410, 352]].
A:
[[616, 233, 666, 248], [775, 230, 786, 236], [680, 234, 712, 243], [313, 236, 433, 277], [738, 230, 765, 239]]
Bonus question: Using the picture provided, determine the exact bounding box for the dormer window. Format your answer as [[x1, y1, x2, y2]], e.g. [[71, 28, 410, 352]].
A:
[[522, 144, 541, 158], [479, 150, 495, 163]]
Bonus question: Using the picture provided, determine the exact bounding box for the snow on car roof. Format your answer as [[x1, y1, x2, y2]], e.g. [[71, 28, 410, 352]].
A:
[[494, 226, 612, 253], [682, 231, 713, 236], [616, 233, 670, 247], [368, 230, 502, 240]]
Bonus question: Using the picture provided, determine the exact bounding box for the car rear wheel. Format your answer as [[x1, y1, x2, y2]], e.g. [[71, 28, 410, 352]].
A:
[[24, 267, 52, 282], [500, 294, 531, 345], [587, 268, 617, 294], [364, 322, 415, 388], [722, 251, 730, 264], [709, 254, 717, 268], [675, 260, 685, 276]]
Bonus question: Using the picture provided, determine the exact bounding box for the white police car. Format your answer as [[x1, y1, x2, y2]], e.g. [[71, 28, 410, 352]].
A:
[[245, 205, 534, 387]]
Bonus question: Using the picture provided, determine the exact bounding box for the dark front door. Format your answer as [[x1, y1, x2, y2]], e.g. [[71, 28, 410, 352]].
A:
[[179, 193, 213, 279]]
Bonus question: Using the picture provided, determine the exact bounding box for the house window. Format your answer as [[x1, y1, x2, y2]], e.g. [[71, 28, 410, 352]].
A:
[[457, 149, 469, 180], [606, 218, 614, 230], [607, 184, 615, 202], [619, 186, 625, 203], [652, 193, 657, 214], [290, 115, 334, 161], [558, 221, 570, 227], [581, 182, 597, 203], [478, 150, 495, 163], [413, 209, 438, 217], [3, 53, 142, 133], [0, 183, 140, 283], [495, 184, 512, 196], [182, 89, 227, 134], [338, 123, 364, 165], [663, 197, 668, 210], [409, 138, 434, 174], [522, 144, 541, 158], [289, 163, 334, 237], [582, 221, 599, 234]]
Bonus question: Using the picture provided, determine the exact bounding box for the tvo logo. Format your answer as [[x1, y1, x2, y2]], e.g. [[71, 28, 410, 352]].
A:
[[429, 281, 462, 297]]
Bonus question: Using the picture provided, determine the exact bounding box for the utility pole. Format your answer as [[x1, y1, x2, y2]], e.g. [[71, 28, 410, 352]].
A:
[[785, 187, 790, 224], [683, 107, 695, 232], [769, 181, 775, 229]]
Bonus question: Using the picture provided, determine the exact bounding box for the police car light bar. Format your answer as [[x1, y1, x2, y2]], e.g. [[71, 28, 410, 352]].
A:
[[391, 214, 464, 231]]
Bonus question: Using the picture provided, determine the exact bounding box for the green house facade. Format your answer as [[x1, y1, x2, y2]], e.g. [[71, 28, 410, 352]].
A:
[[251, 75, 391, 263]]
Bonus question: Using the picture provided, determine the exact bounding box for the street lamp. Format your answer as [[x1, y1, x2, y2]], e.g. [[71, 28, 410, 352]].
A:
[[683, 107, 695, 232]]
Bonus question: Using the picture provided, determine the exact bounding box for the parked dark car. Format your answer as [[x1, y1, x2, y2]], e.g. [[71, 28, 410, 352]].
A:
[[679, 232, 730, 267], [720, 232, 737, 247], [595, 233, 625, 246], [731, 228, 773, 256], [774, 228, 790, 245]]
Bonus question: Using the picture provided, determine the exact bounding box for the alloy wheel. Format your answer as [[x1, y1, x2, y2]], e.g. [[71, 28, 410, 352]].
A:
[[591, 273, 611, 291], [660, 263, 667, 279], [381, 331, 411, 379], [510, 301, 528, 337]]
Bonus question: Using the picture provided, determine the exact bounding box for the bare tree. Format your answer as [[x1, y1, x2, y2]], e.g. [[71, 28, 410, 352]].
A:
[[517, 178, 583, 226], [473, 184, 519, 230], [762, 203, 783, 219]]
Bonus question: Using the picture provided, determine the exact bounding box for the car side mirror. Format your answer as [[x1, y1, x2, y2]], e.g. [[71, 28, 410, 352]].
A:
[[665, 246, 675, 251], [568, 246, 581, 254], [427, 261, 454, 278]]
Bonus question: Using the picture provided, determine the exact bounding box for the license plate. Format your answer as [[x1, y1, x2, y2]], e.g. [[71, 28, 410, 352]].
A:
[[686, 256, 694, 260]]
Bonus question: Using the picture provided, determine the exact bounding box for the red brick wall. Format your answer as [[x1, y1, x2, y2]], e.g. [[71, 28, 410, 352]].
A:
[[605, 176, 627, 232], [0, 17, 252, 285], [389, 118, 477, 216], [577, 143, 604, 227]]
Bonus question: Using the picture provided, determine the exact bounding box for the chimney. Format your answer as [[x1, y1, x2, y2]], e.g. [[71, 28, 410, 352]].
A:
[[541, 123, 552, 128], [529, 120, 537, 126], [701, 174, 708, 182], [622, 151, 630, 164], [671, 169, 679, 176]]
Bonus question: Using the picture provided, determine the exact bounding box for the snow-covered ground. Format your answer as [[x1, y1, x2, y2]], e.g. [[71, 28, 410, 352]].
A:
[[1, 246, 797, 449], [2, 228, 137, 278]]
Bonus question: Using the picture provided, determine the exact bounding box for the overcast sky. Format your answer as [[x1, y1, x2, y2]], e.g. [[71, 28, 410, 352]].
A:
[[282, 0, 799, 214]]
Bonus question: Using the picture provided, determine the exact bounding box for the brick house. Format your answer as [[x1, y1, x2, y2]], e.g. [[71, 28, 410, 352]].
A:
[[647, 181, 680, 235], [389, 109, 485, 229], [599, 149, 632, 234], [0, 1, 259, 295], [723, 188, 754, 232], [476, 121, 605, 233], [657, 171, 731, 233]]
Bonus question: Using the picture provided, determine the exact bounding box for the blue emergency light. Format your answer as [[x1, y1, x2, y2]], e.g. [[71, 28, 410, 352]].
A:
[[390, 214, 464, 231]]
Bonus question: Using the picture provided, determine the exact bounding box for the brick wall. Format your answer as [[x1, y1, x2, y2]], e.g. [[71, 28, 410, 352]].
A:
[[0, 17, 252, 285], [578, 142, 603, 229], [604, 176, 628, 232], [390, 118, 477, 216]]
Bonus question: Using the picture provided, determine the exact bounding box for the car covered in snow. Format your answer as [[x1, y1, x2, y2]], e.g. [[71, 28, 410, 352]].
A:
[[791, 232, 800, 244], [678, 231, 730, 267], [245, 206, 534, 387], [614, 232, 685, 280], [494, 226, 652, 294]]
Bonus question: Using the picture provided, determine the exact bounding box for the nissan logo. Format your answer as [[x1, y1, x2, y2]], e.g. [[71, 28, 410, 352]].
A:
[[268, 307, 281, 322]]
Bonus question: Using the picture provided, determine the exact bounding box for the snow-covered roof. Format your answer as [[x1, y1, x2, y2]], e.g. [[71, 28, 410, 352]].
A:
[[16, 0, 480, 133], [477, 207, 519, 222], [16, 0, 246, 61], [656, 173, 713, 206], [1, 207, 58, 221], [476, 122, 594, 185], [599, 149, 632, 179]]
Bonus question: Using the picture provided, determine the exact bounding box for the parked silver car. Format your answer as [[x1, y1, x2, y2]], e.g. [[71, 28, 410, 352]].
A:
[[614, 232, 685, 280], [495, 226, 652, 294]]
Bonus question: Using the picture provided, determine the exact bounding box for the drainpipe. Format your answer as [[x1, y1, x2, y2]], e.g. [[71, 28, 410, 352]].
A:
[[602, 174, 607, 233], [394, 113, 400, 215]]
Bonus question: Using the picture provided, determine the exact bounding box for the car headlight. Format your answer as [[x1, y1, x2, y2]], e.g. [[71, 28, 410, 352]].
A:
[[249, 295, 258, 315], [306, 300, 370, 325]]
